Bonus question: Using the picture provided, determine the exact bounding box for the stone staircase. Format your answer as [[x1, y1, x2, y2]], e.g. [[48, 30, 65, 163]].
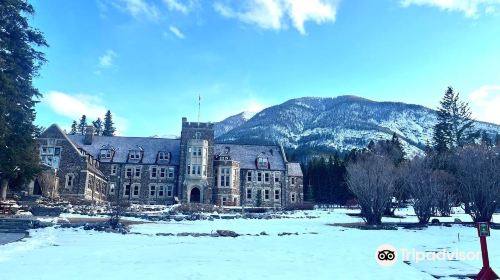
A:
[[0, 218, 35, 234]]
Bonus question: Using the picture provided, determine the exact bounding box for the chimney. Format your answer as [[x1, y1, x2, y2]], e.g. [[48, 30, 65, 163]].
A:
[[84, 126, 95, 145], [182, 117, 187, 124]]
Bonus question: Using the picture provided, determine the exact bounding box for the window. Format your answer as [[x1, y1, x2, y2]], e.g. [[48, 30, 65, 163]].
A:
[[109, 183, 115, 195], [168, 167, 174, 178], [264, 189, 270, 201], [123, 183, 131, 197], [274, 172, 280, 183], [87, 174, 94, 190], [134, 166, 141, 178], [190, 165, 201, 176], [149, 184, 156, 198], [158, 185, 165, 197], [111, 165, 117, 175], [246, 188, 252, 199], [257, 172, 262, 182], [274, 189, 281, 201], [187, 165, 191, 175], [257, 157, 269, 169], [158, 152, 170, 161], [132, 184, 140, 198], [65, 174, 74, 189], [151, 166, 158, 178], [167, 185, 173, 197], [191, 147, 202, 157], [291, 177, 296, 186], [247, 171, 253, 182], [40, 143, 61, 168], [220, 168, 230, 187], [100, 149, 112, 159], [264, 172, 270, 183], [129, 150, 141, 160], [125, 167, 133, 178], [291, 192, 297, 203], [159, 167, 166, 178]]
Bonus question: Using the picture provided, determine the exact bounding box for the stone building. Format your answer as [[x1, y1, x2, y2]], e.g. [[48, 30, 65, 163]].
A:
[[34, 117, 303, 208]]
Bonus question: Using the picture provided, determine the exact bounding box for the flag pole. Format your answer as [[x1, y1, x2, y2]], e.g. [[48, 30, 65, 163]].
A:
[[198, 94, 201, 125]]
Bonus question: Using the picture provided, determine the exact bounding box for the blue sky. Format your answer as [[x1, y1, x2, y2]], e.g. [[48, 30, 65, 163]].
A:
[[31, 0, 500, 136]]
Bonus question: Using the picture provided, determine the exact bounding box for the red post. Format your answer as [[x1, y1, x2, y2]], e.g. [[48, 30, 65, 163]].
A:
[[476, 223, 499, 280]]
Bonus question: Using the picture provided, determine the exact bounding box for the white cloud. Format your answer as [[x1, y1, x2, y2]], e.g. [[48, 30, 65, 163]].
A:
[[111, 0, 160, 21], [98, 50, 117, 68], [163, 0, 197, 14], [44, 91, 128, 135], [400, 0, 500, 17], [213, 0, 339, 35], [468, 85, 500, 125], [169, 25, 186, 39]]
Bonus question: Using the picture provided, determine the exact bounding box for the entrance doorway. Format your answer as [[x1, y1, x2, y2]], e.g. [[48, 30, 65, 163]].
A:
[[189, 187, 200, 203]]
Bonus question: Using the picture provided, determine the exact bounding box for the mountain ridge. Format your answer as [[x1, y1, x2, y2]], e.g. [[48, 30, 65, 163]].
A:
[[214, 95, 500, 157]]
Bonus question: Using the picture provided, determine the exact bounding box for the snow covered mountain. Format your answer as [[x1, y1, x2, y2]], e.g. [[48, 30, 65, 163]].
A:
[[214, 96, 500, 157], [214, 111, 257, 137]]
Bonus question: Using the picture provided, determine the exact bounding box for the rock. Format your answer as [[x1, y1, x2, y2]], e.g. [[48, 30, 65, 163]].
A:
[[216, 230, 239, 237], [156, 233, 174, 236], [173, 216, 184, 222], [260, 231, 268, 236]]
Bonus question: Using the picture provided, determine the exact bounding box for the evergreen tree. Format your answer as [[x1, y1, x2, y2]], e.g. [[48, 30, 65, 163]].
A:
[[256, 190, 262, 207], [0, 0, 48, 200], [70, 121, 78, 135], [103, 110, 116, 136], [479, 130, 493, 147], [92, 118, 103, 136], [433, 87, 475, 152], [78, 115, 87, 135]]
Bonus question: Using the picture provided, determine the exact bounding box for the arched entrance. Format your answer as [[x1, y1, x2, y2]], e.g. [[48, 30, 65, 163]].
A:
[[189, 187, 201, 203], [33, 179, 42, 195]]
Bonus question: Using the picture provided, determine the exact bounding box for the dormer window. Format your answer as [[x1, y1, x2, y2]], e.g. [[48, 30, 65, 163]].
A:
[[257, 156, 269, 169], [158, 151, 170, 161], [129, 150, 141, 160], [100, 149, 113, 159]]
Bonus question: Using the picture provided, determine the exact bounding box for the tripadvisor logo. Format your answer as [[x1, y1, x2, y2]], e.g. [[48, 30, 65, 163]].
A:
[[375, 244, 398, 267], [375, 244, 481, 267]]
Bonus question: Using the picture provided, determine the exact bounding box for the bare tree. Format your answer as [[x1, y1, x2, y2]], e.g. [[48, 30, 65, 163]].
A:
[[404, 157, 454, 224], [37, 170, 59, 199], [346, 154, 397, 225], [453, 145, 500, 222]]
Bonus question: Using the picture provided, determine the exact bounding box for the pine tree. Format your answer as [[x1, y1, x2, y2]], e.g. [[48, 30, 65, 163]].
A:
[[433, 87, 475, 152], [0, 0, 48, 200], [479, 130, 493, 147], [103, 110, 116, 136], [70, 121, 78, 135], [92, 118, 103, 136], [78, 115, 87, 135], [256, 190, 262, 207]]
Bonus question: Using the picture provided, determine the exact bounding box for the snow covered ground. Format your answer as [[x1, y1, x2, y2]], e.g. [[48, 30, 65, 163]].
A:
[[0, 208, 498, 280]]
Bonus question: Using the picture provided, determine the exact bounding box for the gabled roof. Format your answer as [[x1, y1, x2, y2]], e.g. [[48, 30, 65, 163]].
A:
[[286, 162, 303, 177], [214, 144, 286, 170], [67, 135, 181, 165]]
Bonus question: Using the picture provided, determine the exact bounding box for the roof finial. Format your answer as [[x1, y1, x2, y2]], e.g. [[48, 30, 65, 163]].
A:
[[198, 93, 201, 125]]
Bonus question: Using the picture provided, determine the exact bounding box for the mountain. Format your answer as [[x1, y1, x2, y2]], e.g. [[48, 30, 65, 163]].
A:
[[214, 111, 257, 137], [214, 95, 500, 157]]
